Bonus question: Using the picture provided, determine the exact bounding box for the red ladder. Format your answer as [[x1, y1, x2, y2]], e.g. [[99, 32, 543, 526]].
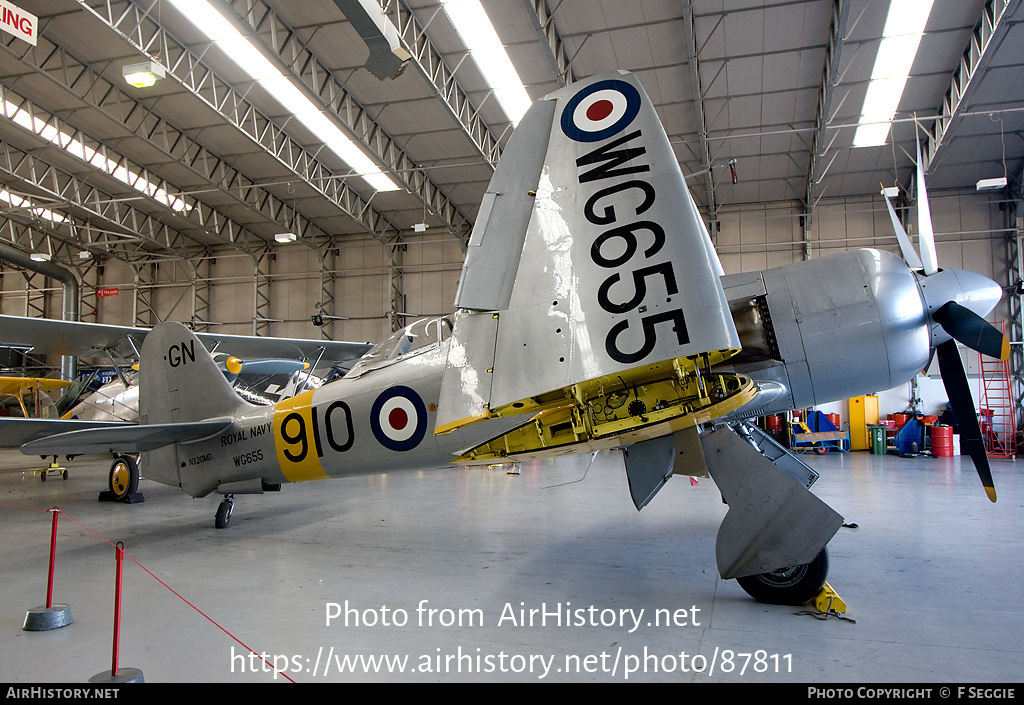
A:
[[978, 321, 1016, 459]]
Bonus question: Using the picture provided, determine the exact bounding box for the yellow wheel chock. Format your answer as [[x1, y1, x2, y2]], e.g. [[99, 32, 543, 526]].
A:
[[814, 581, 847, 614]]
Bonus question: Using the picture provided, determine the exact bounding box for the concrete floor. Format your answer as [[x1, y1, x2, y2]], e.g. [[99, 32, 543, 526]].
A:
[[0, 446, 1021, 683]]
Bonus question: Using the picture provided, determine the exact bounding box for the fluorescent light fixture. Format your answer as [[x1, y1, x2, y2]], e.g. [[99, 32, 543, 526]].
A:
[[78, 250, 92, 259], [166, 0, 399, 192], [122, 61, 166, 88], [853, 0, 935, 148], [440, 0, 531, 126], [274, 232, 297, 243], [30, 252, 51, 262], [413, 223, 427, 233], [976, 177, 1007, 191], [1, 98, 189, 213], [881, 186, 899, 198]]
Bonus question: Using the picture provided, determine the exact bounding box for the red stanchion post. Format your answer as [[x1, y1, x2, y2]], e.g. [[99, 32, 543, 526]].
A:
[[90, 540, 143, 683], [111, 541, 124, 678], [45, 507, 58, 609], [23, 507, 72, 631]]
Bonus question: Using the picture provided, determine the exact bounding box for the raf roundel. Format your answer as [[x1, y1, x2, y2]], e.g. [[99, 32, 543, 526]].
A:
[[560, 78, 642, 143], [370, 386, 428, 452]]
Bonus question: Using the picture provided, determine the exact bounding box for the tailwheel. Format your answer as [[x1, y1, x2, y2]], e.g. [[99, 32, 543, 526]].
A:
[[108, 455, 140, 500], [736, 548, 829, 605], [215, 495, 234, 529]]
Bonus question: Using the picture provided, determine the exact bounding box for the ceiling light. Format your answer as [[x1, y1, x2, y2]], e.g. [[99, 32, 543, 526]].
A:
[[30, 252, 51, 262], [852, 0, 934, 148], [166, 0, 399, 192], [413, 223, 427, 233], [976, 177, 1007, 191], [122, 61, 166, 88], [440, 0, 531, 126], [274, 232, 297, 243]]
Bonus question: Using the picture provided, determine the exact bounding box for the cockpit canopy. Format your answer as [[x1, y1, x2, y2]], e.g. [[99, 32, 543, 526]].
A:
[[347, 316, 453, 378]]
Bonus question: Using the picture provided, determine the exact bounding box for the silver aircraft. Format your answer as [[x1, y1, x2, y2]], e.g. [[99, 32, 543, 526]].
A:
[[19, 72, 1006, 605]]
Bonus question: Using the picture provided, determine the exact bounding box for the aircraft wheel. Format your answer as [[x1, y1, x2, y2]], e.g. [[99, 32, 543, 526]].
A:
[[215, 498, 233, 529], [108, 455, 140, 500], [736, 548, 829, 605]]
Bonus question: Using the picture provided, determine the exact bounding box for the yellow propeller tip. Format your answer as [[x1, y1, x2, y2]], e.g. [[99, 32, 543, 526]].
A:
[[1001, 337, 1010, 361], [985, 486, 997, 503]]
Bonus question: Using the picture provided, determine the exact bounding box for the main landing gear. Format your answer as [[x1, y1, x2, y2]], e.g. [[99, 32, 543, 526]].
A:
[[736, 548, 830, 605], [215, 495, 234, 529], [99, 455, 144, 503]]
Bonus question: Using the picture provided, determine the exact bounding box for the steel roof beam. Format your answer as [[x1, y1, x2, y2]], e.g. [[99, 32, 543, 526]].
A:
[[0, 83, 277, 261], [803, 0, 851, 259], [0, 138, 202, 262], [922, 0, 1023, 174], [74, 0, 401, 241], [524, 0, 577, 87], [681, 1, 717, 221], [222, 0, 472, 243], [0, 31, 335, 252], [391, 0, 503, 166]]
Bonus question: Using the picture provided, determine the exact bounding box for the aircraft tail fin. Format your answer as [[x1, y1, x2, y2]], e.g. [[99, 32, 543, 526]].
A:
[[438, 71, 745, 440], [139, 321, 253, 426]]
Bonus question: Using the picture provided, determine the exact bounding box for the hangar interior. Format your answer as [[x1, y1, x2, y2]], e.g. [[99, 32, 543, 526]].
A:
[[0, 0, 1023, 683]]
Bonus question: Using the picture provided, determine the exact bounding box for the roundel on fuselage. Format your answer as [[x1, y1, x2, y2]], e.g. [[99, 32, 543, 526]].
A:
[[370, 386, 428, 452], [560, 79, 642, 143]]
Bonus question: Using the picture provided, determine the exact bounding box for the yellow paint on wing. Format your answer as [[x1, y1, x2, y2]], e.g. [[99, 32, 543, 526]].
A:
[[273, 390, 330, 482]]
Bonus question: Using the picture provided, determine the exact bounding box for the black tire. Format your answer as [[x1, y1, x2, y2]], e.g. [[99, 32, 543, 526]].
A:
[[736, 548, 829, 605], [108, 455, 140, 500], [215, 500, 232, 529]]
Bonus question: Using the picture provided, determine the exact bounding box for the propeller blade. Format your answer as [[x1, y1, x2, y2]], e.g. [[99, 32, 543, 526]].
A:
[[936, 339, 997, 502], [882, 187, 923, 269], [915, 132, 939, 275], [933, 301, 1010, 360], [218, 357, 308, 381]]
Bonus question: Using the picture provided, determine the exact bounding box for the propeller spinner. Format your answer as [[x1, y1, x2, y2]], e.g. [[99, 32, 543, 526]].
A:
[[883, 131, 1008, 503]]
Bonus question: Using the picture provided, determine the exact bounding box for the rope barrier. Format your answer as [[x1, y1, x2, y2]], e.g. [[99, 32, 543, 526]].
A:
[[6, 503, 296, 683]]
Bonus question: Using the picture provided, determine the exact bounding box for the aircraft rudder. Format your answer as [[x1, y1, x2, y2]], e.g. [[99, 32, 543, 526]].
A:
[[139, 322, 248, 426]]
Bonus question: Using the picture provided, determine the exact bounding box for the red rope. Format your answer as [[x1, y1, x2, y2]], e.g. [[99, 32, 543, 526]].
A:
[[6, 504, 296, 683]]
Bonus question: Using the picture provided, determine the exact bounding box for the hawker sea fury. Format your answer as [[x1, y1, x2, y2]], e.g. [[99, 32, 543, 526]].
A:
[[21, 72, 1007, 606]]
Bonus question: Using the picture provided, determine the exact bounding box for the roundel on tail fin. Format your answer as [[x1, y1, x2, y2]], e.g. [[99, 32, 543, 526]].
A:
[[560, 79, 642, 143]]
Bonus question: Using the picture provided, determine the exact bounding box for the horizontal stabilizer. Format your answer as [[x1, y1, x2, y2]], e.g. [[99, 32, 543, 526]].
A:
[[21, 418, 234, 455], [0, 418, 130, 449]]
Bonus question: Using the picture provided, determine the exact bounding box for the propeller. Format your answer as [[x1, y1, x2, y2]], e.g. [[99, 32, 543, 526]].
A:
[[882, 128, 1008, 503], [215, 355, 309, 382]]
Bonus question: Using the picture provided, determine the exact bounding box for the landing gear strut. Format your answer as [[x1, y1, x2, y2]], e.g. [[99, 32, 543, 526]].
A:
[[215, 495, 234, 529]]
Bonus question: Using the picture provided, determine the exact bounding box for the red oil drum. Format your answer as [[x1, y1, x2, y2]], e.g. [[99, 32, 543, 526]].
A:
[[931, 424, 953, 457], [893, 413, 910, 430], [828, 413, 840, 429], [765, 415, 782, 434]]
